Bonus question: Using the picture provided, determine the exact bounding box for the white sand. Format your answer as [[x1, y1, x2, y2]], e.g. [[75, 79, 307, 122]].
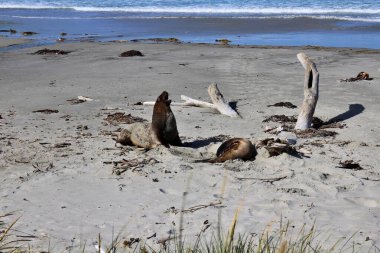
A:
[[0, 41, 379, 251]]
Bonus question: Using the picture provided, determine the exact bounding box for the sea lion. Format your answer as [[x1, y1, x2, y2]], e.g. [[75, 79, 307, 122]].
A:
[[210, 138, 255, 163], [116, 122, 157, 149], [151, 91, 182, 147], [115, 91, 181, 149]]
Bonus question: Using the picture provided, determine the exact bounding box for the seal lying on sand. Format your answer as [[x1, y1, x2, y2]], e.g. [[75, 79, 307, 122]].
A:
[[116, 91, 181, 148], [195, 138, 255, 163], [212, 138, 255, 163]]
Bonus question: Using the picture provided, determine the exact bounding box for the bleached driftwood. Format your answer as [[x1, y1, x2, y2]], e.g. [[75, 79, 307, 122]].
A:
[[143, 83, 238, 118], [142, 96, 216, 108], [180, 95, 216, 108], [78, 95, 93, 101], [207, 83, 239, 117], [295, 53, 319, 130], [142, 101, 184, 106]]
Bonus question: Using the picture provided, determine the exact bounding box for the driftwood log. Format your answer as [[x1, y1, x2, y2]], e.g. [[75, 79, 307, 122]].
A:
[[143, 83, 239, 118], [295, 53, 319, 130]]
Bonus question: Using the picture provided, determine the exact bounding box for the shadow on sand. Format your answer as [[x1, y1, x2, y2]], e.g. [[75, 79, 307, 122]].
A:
[[327, 103, 365, 123], [183, 135, 229, 149]]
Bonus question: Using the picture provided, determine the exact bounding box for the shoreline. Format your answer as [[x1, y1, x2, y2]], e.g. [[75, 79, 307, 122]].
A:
[[1, 41, 379, 251], [3, 36, 380, 54]]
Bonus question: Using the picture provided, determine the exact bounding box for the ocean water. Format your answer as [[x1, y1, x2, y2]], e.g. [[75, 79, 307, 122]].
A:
[[1, 0, 380, 48], [1, 0, 380, 21]]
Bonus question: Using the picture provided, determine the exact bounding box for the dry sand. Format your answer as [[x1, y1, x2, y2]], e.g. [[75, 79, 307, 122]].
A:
[[0, 40, 379, 251]]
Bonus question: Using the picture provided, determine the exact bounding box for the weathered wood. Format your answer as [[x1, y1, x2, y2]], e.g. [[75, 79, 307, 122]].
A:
[[295, 53, 319, 130], [208, 83, 239, 118], [143, 101, 184, 106], [143, 83, 239, 117], [180, 95, 217, 108]]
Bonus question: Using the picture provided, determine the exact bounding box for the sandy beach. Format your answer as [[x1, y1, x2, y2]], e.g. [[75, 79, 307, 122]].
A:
[[0, 37, 30, 48], [0, 40, 379, 251]]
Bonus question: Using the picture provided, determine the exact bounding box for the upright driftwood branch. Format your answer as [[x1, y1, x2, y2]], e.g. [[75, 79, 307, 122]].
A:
[[207, 83, 239, 118], [295, 53, 319, 130]]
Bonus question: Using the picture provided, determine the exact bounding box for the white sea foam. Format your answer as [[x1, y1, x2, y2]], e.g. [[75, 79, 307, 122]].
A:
[[1, 4, 380, 22], [1, 4, 380, 14]]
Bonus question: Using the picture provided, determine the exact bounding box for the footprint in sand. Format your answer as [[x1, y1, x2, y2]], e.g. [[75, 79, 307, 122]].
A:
[[345, 197, 380, 208]]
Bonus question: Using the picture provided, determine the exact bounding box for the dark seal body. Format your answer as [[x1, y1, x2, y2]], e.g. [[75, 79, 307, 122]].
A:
[[151, 91, 182, 147], [212, 138, 255, 163]]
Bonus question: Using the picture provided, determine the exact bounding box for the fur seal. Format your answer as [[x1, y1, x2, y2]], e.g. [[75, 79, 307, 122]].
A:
[[209, 138, 255, 163], [116, 122, 157, 149], [151, 91, 182, 147], [115, 91, 181, 149]]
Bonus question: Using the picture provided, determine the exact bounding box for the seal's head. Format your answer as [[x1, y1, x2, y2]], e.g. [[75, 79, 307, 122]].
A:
[[156, 91, 171, 105], [116, 128, 133, 145]]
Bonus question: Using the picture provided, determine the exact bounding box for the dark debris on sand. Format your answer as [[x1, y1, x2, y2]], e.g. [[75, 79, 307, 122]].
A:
[[294, 129, 337, 138], [33, 48, 70, 55], [119, 50, 144, 57], [33, 109, 59, 114], [22, 31, 38, 36], [337, 160, 363, 170], [0, 29, 17, 33], [263, 114, 345, 137], [263, 115, 297, 123], [340, 72, 373, 82], [112, 158, 159, 175], [53, 142, 71, 148], [267, 102, 297, 109], [67, 98, 86, 105], [130, 38, 181, 43], [104, 112, 147, 125]]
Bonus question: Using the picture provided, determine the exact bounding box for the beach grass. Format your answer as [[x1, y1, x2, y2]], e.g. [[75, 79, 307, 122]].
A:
[[1, 211, 376, 253], [0, 212, 23, 252], [98, 219, 357, 253]]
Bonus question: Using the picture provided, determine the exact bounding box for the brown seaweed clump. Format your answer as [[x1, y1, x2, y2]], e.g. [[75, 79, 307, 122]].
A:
[[0, 29, 17, 33], [33, 48, 70, 55], [294, 128, 337, 138], [267, 102, 297, 109], [340, 71, 373, 82], [338, 160, 363, 170], [104, 112, 146, 125], [263, 115, 297, 123], [33, 109, 59, 114], [263, 115, 345, 134], [22, 31, 38, 36], [119, 50, 144, 57]]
